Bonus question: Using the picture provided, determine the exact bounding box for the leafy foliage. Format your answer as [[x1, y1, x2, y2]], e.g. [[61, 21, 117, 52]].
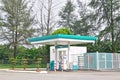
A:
[[0, 45, 50, 65], [59, 0, 76, 31], [51, 28, 72, 35], [21, 58, 28, 70], [88, 0, 120, 52], [9, 58, 16, 70], [87, 39, 112, 53], [35, 58, 42, 71], [72, 0, 96, 36], [0, 0, 35, 57]]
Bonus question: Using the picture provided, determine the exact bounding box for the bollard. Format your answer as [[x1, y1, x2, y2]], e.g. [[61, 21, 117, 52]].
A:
[[62, 63, 64, 72], [54, 63, 56, 71]]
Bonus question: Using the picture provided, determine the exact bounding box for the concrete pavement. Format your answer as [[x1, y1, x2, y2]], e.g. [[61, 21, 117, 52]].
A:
[[0, 70, 120, 80]]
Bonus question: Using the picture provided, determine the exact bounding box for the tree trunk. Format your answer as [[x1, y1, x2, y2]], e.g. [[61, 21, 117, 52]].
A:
[[13, 28, 17, 58], [46, 0, 52, 35], [110, 0, 115, 53]]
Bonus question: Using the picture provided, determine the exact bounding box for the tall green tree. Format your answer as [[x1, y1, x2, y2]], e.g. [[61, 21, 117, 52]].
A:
[[0, 0, 35, 58], [88, 0, 120, 52], [73, 0, 96, 36], [59, 0, 76, 31]]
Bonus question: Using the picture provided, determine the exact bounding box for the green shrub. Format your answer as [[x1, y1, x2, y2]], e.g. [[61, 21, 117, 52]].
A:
[[35, 58, 42, 71], [21, 58, 28, 70], [9, 58, 16, 70]]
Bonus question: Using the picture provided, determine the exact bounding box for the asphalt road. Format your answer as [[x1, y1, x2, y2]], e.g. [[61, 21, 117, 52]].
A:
[[0, 70, 120, 80]]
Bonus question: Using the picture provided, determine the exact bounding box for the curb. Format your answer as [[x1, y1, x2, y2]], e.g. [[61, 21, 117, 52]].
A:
[[0, 69, 48, 74]]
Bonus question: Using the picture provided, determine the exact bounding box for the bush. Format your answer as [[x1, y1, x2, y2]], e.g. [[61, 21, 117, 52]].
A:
[[9, 58, 16, 70], [21, 58, 28, 70]]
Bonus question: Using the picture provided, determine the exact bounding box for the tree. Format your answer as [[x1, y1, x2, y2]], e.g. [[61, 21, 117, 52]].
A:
[[36, 0, 58, 36], [72, 0, 96, 36], [88, 0, 120, 52], [59, 0, 76, 31], [87, 39, 112, 52], [38, 46, 50, 64], [51, 28, 72, 35], [0, 0, 35, 58]]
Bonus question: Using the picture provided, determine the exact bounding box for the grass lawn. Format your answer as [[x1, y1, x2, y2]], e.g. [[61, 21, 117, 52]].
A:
[[0, 64, 46, 69]]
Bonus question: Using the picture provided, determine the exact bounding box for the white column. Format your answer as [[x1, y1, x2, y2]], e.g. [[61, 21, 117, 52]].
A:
[[67, 42, 70, 70], [55, 42, 57, 70]]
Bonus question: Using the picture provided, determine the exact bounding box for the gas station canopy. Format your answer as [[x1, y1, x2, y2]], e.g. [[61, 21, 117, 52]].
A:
[[28, 34, 97, 45], [28, 34, 97, 70]]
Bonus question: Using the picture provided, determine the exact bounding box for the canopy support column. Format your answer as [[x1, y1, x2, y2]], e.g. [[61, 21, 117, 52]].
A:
[[67, 42, 70, 70], [54, 42, 57, 71]]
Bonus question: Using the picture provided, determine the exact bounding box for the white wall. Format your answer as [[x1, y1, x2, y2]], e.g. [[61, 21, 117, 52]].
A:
[[69, 46, 87, 66], [50, 46, 87, 62]]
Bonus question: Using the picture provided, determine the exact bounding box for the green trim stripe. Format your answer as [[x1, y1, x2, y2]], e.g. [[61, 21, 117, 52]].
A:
[[28, 34, 97, 42]]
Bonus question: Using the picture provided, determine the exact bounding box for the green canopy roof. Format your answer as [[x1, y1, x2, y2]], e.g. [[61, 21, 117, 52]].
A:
[[28, 34, 97, 45]]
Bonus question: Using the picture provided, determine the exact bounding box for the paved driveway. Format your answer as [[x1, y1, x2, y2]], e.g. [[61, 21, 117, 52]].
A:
[[0, 70, 120, 80]]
